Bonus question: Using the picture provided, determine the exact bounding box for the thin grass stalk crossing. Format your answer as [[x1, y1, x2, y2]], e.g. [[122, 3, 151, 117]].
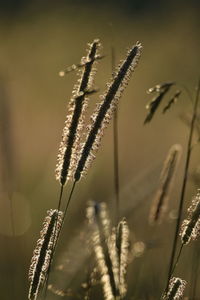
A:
[[166, 79, 200, 288], [111, 45, 120, 224]]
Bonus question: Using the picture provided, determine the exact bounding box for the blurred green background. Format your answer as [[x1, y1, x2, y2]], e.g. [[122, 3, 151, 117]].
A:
[[0, 1, 200, 299]]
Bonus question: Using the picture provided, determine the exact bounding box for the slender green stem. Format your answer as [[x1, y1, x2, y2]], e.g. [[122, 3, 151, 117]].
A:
[[111, 46, 120, 224], [166, 80, 200, 289], [58, 185, 64, 211], [170, 244, 184, 278], [63, 181, 76, 220]]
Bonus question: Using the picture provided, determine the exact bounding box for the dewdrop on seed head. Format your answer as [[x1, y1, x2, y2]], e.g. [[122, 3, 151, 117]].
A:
[[180, 189, 200, 245]]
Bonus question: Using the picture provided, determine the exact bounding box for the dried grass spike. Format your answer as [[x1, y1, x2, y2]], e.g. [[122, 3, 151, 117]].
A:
[[74, 42, 142, 181], [28, 209, 63, 300], [116, 218, 130, 297], [163, 277, 186, 300], [107, 228, 120, 291], [163, 90, 181, 114], [144, 82, 174, 124], [55, 39, 101, 185], [86, 202, 115, 300], [149, 144, 182, 225], [147, 82, 174, 94], [180, 189, 200, 244]]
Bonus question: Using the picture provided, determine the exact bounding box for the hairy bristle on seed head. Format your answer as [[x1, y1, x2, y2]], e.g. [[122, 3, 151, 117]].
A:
[[180, 189, 200, 245], [162, 277, 186, 300], [55, 39, 101, 185], [149, 144, 182, 225], [73, 42, 142, 181], [28, 209, 63, 300]]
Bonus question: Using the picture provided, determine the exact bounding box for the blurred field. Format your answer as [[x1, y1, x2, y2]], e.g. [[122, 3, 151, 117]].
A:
[[0, 1, 200, 299]]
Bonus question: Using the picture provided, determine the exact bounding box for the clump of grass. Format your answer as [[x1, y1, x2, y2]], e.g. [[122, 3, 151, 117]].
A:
[[86, 202, 130, 300], [38, 41, 142, 300]]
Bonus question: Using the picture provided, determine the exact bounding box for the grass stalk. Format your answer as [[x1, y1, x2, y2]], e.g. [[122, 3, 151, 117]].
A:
[[166, 79, 200, 287], [111, 45, 120, 224]]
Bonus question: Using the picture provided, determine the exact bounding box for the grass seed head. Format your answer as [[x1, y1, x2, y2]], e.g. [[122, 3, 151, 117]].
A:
[[28, 209, 63, 300], [180, 189, 200, 245], [163, 277, 186, 300], [55, 39, 101, 185], [74, 42, 142, 181]]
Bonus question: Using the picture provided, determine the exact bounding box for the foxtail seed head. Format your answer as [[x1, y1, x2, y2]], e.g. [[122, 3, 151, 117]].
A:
[[163, 277, 186, 300], [86, 202, 115, 300], [55, 39, 101, 185], [149, 144, 182, 225], [74, 42, 142, 181], [180, 189, 200, 245], [28, 209, 63, 300], [116, 218, 130, 297]]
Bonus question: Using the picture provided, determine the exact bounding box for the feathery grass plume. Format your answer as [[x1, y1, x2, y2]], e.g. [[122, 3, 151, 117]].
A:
[[28, 209, 63, 300], [162, 277, 186, 300], [163, 90, 181, 114], [55, 39, 101, 185], [86, 202, 115, 300], [73, 42, 142, 181], [149, 144, 182, 225], [180, 189, 200, 245], [116, 218, 130, 297], [144, 82, 174, 124]]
